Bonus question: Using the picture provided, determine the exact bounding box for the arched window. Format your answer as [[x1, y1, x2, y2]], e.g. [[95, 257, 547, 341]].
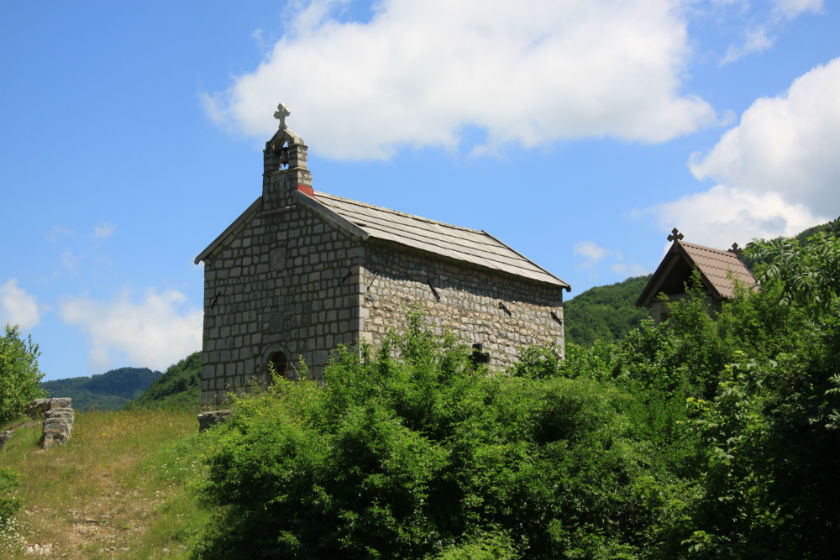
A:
[[268, 351, 288, 379], [470, 343, 490, 369]]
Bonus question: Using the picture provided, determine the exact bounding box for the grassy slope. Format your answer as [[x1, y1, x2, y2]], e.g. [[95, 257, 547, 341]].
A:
[[0, 409, 210, 559]]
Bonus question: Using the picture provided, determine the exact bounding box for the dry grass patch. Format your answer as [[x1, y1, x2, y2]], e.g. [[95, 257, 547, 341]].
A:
[[1, 408, 209, 559]]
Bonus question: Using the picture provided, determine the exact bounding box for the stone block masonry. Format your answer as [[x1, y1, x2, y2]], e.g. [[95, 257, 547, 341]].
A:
[[200, 213, 564, 404], [42, 406, 75, 448], [361, 241, 565, 370], [25, 397, 76, 448], [199, 201, 362, 406]]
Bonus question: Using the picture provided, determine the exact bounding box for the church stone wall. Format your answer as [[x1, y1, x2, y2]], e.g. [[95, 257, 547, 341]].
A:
[[202, 215, 566, 405], [359, 241, 565, 370], [200, 113, 566, 406], [200, 204, 362, 406]]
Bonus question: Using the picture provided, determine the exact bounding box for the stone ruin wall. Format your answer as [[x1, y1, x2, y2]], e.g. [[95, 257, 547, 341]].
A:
[[200, 204, 363, 406], [0, 398, 76, 450], [360, 241, 566, 371], [28, 398, 76, 448]]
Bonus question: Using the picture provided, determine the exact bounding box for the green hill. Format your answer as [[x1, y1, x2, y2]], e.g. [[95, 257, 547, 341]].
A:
[[794, 216, 839, 243], [41, 367, 161, 411], [127, 352, 201, 411], [564, 275, 652, 347]]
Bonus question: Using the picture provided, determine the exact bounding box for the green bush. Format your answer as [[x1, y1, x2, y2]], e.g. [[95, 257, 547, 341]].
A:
[[194, 222, 840, 560], [0, 325, 45, 423], [195, 310, 671, 559], [0, 467, 21, 521]]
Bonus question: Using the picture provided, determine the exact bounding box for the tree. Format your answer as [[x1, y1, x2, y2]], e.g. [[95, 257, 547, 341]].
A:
[[546, 226, 840, 559], [675, 229, 840, 559], [0, 325, 45, 423], [742, 230, 840, 314]]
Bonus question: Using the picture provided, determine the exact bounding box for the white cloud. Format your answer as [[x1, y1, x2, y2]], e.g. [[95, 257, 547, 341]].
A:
[[59, 288, 202, 372], [202, 0, 715, 160], [47, 226, 75, 243], [645, 59, 840, 247], [716, 0, 824, 65], [0, 279, 41, 331], [93, 222, 116, 239], [647, 185, 825, 248], [690, 57, 840, 217], [575, 242, 649, 277], [61, 250, 83, 273], [574, 241, 608, 269], [772, 0, 823, 20], [720, 27, 774, 65]]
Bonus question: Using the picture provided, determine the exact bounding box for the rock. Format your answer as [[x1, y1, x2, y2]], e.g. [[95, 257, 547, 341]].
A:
[[46, 408, 74, 421], [49, 397, 72, 409], [197, 410, 232, 431], [28, 397, 76, 448], [23, 542, 53, 556], [0, 430, 11, 451], [25, 398, 52, 418]]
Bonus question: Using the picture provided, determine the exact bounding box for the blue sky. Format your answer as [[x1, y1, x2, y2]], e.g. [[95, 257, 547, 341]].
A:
[[1, 0, 838, 381]]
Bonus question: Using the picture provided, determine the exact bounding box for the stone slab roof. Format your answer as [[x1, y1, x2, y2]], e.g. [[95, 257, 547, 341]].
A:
[[306, 191, 570, 289], [196, 188, 569, 290], [637, 239, 756, 306]]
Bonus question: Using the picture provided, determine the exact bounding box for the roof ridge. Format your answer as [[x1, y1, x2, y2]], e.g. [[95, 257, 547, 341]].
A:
[[314, 190, 488, 236], [313, 189, 568, 289], [680, 240, 739, 256]]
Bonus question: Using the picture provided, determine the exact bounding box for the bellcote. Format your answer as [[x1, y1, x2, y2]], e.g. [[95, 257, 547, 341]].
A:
[[263, 102, 313, 207]]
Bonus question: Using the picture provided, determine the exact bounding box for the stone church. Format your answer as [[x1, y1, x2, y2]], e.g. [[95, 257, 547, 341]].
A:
[[196, 104, 570, 405]]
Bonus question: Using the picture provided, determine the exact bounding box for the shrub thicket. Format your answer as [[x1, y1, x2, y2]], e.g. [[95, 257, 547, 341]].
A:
[[195, 311, 672, 559], [195, 225, 840, 559]]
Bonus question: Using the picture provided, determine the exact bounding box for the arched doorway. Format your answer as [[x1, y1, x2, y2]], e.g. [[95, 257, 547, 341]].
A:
[[268, 351, 288, 380]]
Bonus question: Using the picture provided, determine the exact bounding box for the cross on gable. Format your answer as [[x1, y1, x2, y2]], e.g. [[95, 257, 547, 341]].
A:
[[274, 102, 291, 129], [667, 228, 684, 242]]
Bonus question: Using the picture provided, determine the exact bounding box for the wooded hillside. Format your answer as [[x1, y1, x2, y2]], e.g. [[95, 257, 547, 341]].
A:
[[127, 352, 200, 411], [41, 367, 161, 411], [564, 275, 651, 346]]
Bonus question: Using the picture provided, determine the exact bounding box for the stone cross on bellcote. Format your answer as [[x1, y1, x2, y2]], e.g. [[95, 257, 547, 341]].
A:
[[265, 102, 312, 198], [274, 102, 291, 130]]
